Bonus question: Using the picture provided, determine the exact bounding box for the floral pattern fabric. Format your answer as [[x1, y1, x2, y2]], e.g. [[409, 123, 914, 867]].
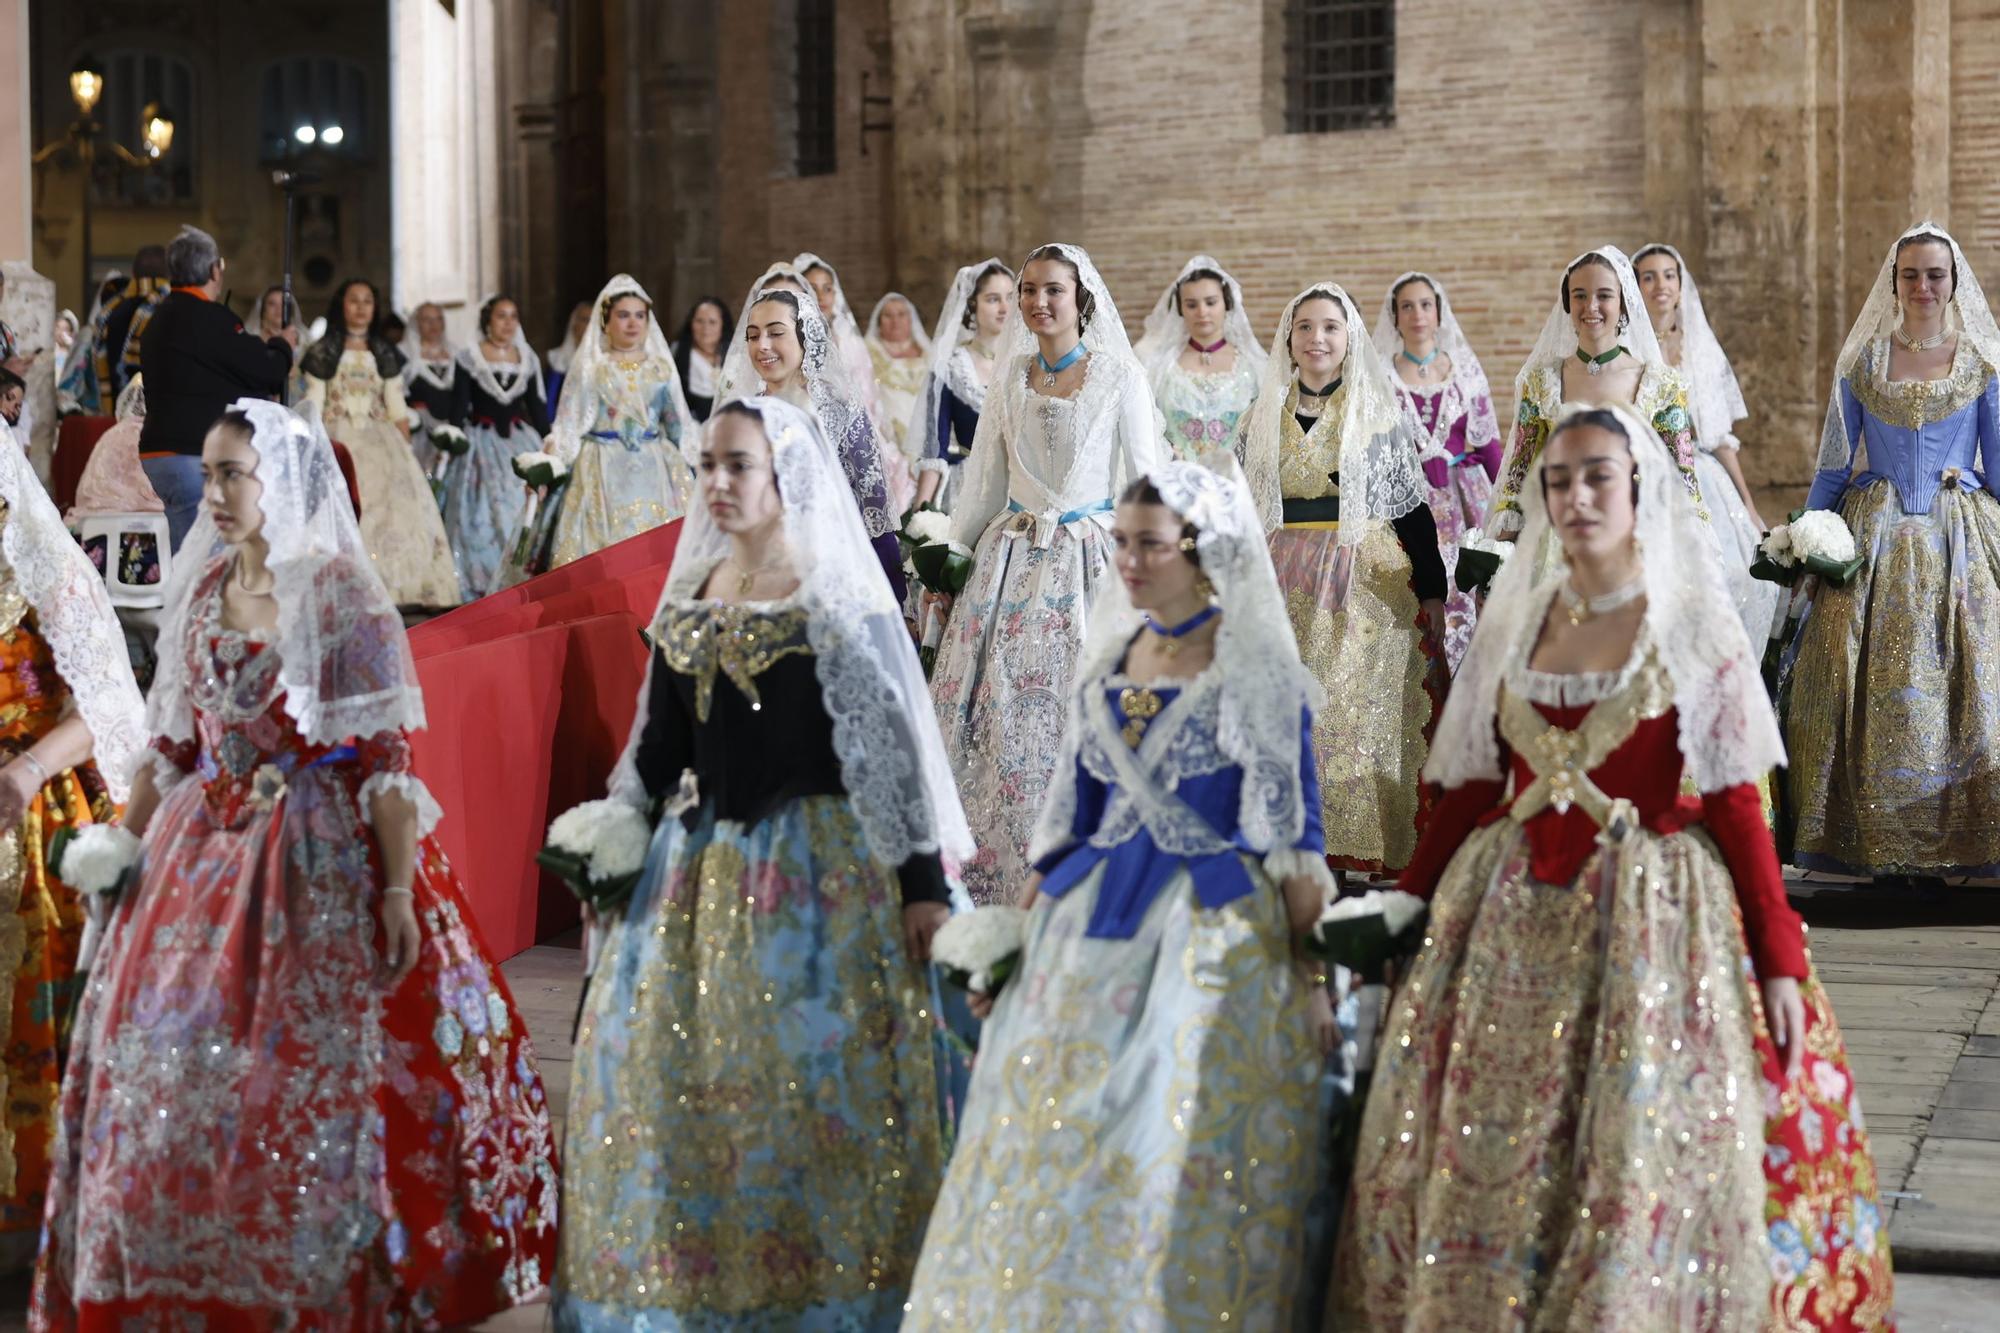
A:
[[1400, 381, 1496, 671], [1153, 357, 1261, 462]]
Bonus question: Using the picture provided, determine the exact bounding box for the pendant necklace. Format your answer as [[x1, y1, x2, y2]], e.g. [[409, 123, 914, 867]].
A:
[[1188, 336, 1228, 367], [1894, 324, 1949, 352], [1036, 341, 1087, 389], [1401, 344, 1442, 382], [1297, 377, 1339, 420], [1560, 574, 1645, 627], [1143, 603, 1219, 659], [728, 550, 787, 598], [1576, 345, 1626, 377]]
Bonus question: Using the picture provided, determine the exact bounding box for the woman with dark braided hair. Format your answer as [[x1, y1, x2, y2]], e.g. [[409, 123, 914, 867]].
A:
[[302, 278, 462, 607], [446, 294, 547, 597]]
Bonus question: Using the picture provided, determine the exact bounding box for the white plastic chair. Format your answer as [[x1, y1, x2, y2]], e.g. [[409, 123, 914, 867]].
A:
[[77, 512, 172, 610]]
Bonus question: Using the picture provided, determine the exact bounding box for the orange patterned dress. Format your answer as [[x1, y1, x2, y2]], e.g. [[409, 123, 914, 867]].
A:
[[0, 585, 115, 1269]]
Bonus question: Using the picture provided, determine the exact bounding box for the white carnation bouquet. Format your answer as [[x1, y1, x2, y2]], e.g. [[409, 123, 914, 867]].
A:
[[511, 451, 571, 491], [538, 798, 654, 911], [1303, 888, 1429, 976], [54, 823, 143, 896], [1453, 527, 1511, 595], [1753, 508, 1863, 587], [429, 424, 471, 458], [898, 505, 975, 674], [930, 905, 1028, 996]]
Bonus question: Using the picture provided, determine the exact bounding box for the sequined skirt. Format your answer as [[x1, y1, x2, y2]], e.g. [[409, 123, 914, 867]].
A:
[[554, 797, 945, 1331], [1333, 820, 1893, 1331], [336, 417, 463, 608], [442, 421, 534, 600], [930, 514, 1112, 905], [1268, 520, 1441, 873], [546, 435, 688, 573], [1429, 461, 1494, 673], [904, 861, 1322, 1331], [1785, 479, 2000, 876]]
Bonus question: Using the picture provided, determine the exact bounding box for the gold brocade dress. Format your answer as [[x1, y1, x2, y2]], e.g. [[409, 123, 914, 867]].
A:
[[1268, 382, 1438, 872], [0, 580, 115, 1268]]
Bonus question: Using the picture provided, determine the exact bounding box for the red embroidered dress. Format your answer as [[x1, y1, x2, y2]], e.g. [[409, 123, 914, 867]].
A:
[[33, 562, 559, 1330], [1334, 649, 1893, 1331]]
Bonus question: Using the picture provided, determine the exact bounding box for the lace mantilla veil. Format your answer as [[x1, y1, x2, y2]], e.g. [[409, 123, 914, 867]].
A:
[[1816, 221, 2000, 475], [148, 399, 428, 757], [903, 257, 1011, 470], [453, 295, 545, 407], [1237, 281, 1428, 538], [1030, 454, 1325, 865], [1368, 271, 1501, 464], [1427, 401, 1782, 795], [607, 395, 973, 877], [1131, 254, 1269, 387], [400, 318, 458, 396], [544, 274, 697, 477], [0, 419, 144, 798], [865, 292, 931, 358], [1635, 244, 1746, 450]]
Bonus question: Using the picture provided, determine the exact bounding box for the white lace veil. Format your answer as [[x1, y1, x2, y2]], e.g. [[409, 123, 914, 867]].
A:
[[1132, 254, 1269, 387], [1238, 281, 1428, 538], [1427, 400, 1782, 794], [1369, 271, 1501, 461], [1030, 453, 1322, 862], [454, 295, 545, 407], [113, 374, 146, 423], [401, 306, 458, 394], [716, 278, 894, 538], [547, 303, 587, 376], [545, 274, 696, 481], [1816, 221, 2000, 473], [904, 257, 1011, 457], [148, 398, 426, 749], [1634, 244, 1746, 450], [794, 252, 881, 421], [717, 262, 812, 406], [1514, 246, 1665, 392], [609, 395, 973, 870], [865, 292, 930, 355], [0, 419, 144, 798]]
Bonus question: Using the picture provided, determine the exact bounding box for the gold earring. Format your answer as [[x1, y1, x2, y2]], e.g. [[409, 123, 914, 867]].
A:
[[1178, 536, 1198, 553], [1195, 573, 1216, 600]]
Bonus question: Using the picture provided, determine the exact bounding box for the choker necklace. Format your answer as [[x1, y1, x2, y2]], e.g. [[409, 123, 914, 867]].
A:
[[1894, 323, 1950, 352], [1036, 341, 1087, 388], [1188, 336, 1228, 366], [1560, 575, 1645, 626], [1576, 345, 1626, 376], [1143, 604, 1220, 659], [1400, 345, 1441, 381]]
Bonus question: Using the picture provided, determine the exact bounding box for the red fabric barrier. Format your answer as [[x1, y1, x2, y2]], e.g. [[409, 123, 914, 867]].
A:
[[54, 416, 116, 513], [407, 521, 682, 957]]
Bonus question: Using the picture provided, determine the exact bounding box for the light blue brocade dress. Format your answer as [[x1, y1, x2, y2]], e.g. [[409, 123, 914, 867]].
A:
[[905, 661, 1327, 1330]]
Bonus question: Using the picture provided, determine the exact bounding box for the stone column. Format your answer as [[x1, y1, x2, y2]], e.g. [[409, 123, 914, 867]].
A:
[[0, 0, 30, 264]]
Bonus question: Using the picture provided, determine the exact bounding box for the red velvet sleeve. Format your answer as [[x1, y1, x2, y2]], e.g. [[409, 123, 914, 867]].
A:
[[1700, 782, 1808, 980], [1397, 778, 1508, 901]]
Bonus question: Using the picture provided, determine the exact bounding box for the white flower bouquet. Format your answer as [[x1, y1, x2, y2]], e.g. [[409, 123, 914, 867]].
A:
[[54, 823, 143, 896], [429, 424, 471, 458], [538, 798, 653, 911], [899, 505, 975, 675], [1454, 527, 1511, 594], [1303, 888, 1429, 974], [1752, 508, 1864, 587], [511, 451, 570, 491], [930, 905, 1028, 997]]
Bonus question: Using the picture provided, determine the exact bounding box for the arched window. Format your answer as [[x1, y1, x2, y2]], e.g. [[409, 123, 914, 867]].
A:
[[259, 56, 371, 164], [92, 49, 198, 205]]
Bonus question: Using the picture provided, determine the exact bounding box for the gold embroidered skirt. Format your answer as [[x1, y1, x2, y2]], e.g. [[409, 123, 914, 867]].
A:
[[1269, 519, 1437, 873], [1785, 479, 2000, 876], [904, 864, 1321, 1330]]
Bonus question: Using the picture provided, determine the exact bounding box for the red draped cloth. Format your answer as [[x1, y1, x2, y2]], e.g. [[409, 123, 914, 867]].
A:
[[407, 521, 682, 959]]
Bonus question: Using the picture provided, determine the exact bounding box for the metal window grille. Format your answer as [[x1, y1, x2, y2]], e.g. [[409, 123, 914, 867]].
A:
[[1284, 0, 1395, 133], [794, 0, 837, 176]]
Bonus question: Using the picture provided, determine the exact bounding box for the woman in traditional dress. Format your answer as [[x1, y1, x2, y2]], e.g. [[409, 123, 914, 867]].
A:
[[1239, 282, 1447, 876], [401, 300, 461, 481], [906, 459, 1335, 1330], [545, 300, 591, 413], [1134, 254, 1266, 462], [301, 279, 461, 607], [908, 259, 1014, 511], [553, 395, 970, 1331], [512, 274, 697, 581], [446, 294, 547, 599], [669, 295, 732, 423], [866, 291, 929, 514], [1371, 272, 1502, 670], [930, 243, 1163, 905], [253, 284, 309, 406], [65, 375, 163, 524], [1334, 402, 1893, 1331], [733, 284, 907, 598], [33, 399, 559, 1327], [0, 419, 143, 1269], [796, 251, 882, 427], [1635, 244, 1781, 644], [1786, 221, 2000, 890], [56, 276, 124, 417], [1488, 247, 1702, 555]]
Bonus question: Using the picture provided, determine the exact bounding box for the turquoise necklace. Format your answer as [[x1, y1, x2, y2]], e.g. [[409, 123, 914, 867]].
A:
[[1036, 341, 1087, 388], [1400, 344, 1442, 381]]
